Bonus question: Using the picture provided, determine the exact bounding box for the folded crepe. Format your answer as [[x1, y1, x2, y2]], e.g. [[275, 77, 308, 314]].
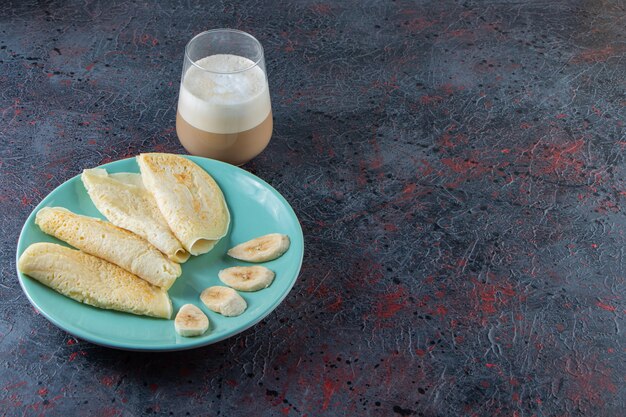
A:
[[81, 168, 189, 263], [18, 242, 172, 319], [137, 153, 230, 256], [36, 207, 181, 289]]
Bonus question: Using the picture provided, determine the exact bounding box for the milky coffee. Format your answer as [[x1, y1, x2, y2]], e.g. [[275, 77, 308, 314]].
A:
[[176, 54, 272, 165]]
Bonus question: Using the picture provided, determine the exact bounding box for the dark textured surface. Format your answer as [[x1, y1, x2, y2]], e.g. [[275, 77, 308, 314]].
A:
[[1, 0, 625, 415]]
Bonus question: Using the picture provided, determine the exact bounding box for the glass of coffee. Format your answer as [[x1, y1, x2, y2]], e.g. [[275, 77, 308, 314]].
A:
[[176, 29, 272, 166]]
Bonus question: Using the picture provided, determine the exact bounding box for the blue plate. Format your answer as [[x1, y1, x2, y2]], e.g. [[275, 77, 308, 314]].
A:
[[15, 155, 304, 351]]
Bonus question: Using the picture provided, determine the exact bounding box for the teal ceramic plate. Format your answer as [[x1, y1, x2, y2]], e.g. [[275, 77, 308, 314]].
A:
[[16, 156, 304, 351]]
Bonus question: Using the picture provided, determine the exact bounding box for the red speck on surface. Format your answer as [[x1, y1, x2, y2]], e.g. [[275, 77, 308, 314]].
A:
[[440, 83, 463, 95], [384, 223, 398, 232], [527, 138, 586, 180], [573, 45, 622, 63], [327, 294, 343, 312], [135, 33, 159, 47], [596, 301, 616, 312], [370, 152, 383, 171], [20, 196, 33, 206], [445, 28, 474, 39], [310, 3, 331, 14], [37, 387, 48, 396], [374, 286, 407, 319], [440, 154, 507, 188], [404, 17, 436, 32], [310, 132, 326, 155], [4, 381, 27, 390], [471, 278, 517, 318], [420, 95, 443, 105], [100, 407, 122, 417], [315, 219, 327, 228], [357, 160, 368, 187], [441, 157, 475, 174], [85, 62, 95, 71], [436, 305, 448, 316], [401, 182, 417, 197], [153, 142, 173, 153], [438, 131, 468, 149], [280, 32, 296, 53], [68, 351, 87, 362], [321, 379, 338, 411], [101, 376, 115, 387], [595, 199, 620, 214], [149, 383, 159, 392]]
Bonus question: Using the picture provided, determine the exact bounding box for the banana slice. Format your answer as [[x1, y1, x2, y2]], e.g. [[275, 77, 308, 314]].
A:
[[200, 286, 247, 316], [227, 234, 290, 262], [174, 304, 209, 337], [218, 266, 275, 292]]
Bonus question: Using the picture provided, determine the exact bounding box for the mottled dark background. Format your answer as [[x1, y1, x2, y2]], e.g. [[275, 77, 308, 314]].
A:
[[1, 0, 625, 416]]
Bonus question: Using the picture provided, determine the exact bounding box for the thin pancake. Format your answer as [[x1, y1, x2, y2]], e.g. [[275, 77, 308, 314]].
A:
[[81, 168, 190, 263], [18, 242, 172, 319], [137, 153, 229, 255], [36, 207, 181, 289]]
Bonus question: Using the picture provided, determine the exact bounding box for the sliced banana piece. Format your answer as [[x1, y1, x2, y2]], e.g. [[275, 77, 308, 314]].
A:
[[218, 266, 275, 292], [227, 233, 290, 263], [174, 304, 209, 337], [200, 286, 247, 317]]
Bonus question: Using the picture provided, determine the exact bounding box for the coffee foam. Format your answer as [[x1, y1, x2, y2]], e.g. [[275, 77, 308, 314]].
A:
[[177, 54, 271, 134]]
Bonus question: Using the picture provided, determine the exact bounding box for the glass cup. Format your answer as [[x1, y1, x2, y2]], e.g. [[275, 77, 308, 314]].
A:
[[176, 29, 273, 165]]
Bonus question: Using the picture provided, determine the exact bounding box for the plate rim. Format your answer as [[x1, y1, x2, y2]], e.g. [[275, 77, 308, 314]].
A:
[[15, 155, 304, 352]]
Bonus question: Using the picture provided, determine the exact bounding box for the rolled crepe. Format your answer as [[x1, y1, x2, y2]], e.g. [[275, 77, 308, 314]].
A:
[[18, 242, 172, 319], [137, 153, 230, 256], [81, 168, 189, 263], [36, 207, 181, 289]]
